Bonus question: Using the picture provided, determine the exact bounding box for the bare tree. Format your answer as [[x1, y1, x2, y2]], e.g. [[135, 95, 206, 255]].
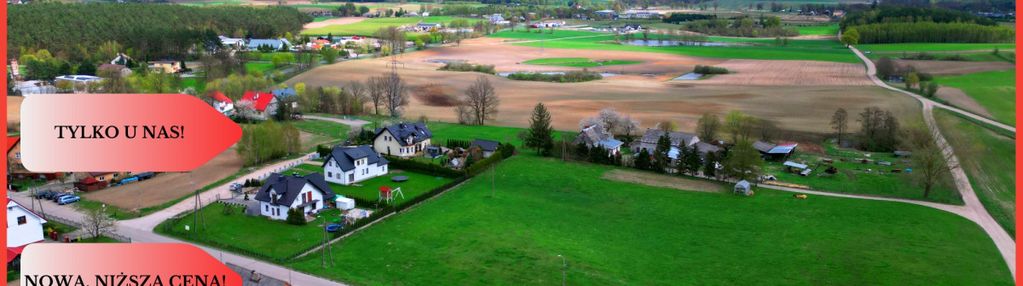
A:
[[620, 115, 640, 138], [347, 80, 367, 104], [696, 113, 720, 141], [461, 76, 499, 125], [383, 72, 409, 118], [83, 206, 116, 239], [367, 76, 386, 115], [830, 108, 848, 146], [911, 136, 956, 198]]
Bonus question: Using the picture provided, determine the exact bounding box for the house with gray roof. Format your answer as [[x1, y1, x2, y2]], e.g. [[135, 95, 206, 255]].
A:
[[247, 38, 291, 51], [373, 122, 433, 158], [322, 145, 389, 185], [471, 139, 500, 158], [575, 124, 623, 155], [255, 173, 335, 220], [631, 129, 700, 155]]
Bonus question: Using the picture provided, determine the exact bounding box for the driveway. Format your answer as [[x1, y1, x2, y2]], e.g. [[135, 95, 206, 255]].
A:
[[302, 115, 371, 130]]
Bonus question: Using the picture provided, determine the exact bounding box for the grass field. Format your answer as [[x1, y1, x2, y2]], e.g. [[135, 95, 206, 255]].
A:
[[301, 16, 479, 36], [292, 119, 351, 140], [765, 142, 960, 204], [934, 69, 1016, 125], [795, 23, 839, 36], [291, 164, 454, 205], [522, 57, 642, 67], [157, 203, 341, 261], [427, 121, 573, 147], [935, 110, 1016, 237], [287, 155, 1011, 285], [490, 30, 860, 63], [859, 43, 1016, 53], [245, 62, 275, 75]]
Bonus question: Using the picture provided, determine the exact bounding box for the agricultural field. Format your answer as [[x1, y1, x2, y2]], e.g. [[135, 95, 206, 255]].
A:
[[764, 142, 960, 204], [301, 16, 480, 37], [933, 70, 1016, 125], [859, 43, 1015, 54], [935, 110, 1016, 237], [793, 23, 839, 36], [290, 164, 454, 205], [522, 57, 642, 68], [286, 156, 1011, 285]]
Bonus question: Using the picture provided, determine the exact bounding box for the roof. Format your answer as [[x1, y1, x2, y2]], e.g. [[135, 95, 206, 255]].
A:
[[694, 141, 720, 154], [375, 122, 432, 147], [639, 129, 699, 147], [735, 180, 751, 188], [323, 145, 389, 172], [210, 91, 232, 103], [767, 143, 798, 155], [598, 138, 623, 149], [576, 124, 614, 147], [752, 141, 776, 153], [271, 88, 298, 99], [471, 139, 500, 152], [254, 173, 335, 207], [7, 245, 26, 263], [247, 38, 289, 49], [88, 172, 114, 177], [783, 161, 808, 170], [7, 136, 20, 154], [7, 200, 46, 224], [240, 91, 275, 112], [79, 177, 101, 184]]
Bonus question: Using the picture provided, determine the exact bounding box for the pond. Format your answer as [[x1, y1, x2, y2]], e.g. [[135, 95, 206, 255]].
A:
[[673, 73, 703, 81]]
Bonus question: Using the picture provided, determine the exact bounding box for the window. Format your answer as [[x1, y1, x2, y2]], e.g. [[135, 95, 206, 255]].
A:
[[327, 172, 332, 178], [17, 216, 26, 225], [15, 152, 20, 159], [265, 205, 269, 212]]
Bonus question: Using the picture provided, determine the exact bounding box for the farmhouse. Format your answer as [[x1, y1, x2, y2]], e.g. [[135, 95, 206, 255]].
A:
[[470, 139, 500, 158], [238, 91, 277, 119], [753, 141, 798, 161], [322, 145, 389, 185], [631, 129, 700, 154], [208, 91, 235, 116], [575, 124, 623, 155], [373, 122, 433, 158], [7, 199, 46, 248], [254, 173, 335, 220]]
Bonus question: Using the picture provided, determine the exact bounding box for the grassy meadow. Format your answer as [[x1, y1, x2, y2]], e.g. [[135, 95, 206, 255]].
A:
[[933, 69, 1016, 125]]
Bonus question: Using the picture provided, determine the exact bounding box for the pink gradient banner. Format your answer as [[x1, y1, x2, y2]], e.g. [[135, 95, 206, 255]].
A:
[[20, 94, 241, 172], [20, 243, 242, 285]]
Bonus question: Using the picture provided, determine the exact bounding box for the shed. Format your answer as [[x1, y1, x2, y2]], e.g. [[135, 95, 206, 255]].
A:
[[734, 180, 752, 196], [334, 196, 356, 210], [783, 161, 808, 170]]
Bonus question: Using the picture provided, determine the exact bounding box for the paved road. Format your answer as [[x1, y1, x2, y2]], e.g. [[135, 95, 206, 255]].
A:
[[302, 115, 371, 130], [850, 45, 1016, 279]]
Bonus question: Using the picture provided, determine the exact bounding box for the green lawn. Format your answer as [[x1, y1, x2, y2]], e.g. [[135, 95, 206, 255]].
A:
[[795, 23, 839, 36], [245, 62, 275, 75], [935, 110, 1016, 237], [287, 155, 1011, 285], [522, 57, 642, 68], [301, 16, 480, 36], [157, 203, 341, 261], [859, 43, 1016, 53], [291, 164, 454, 205], [490, 30, 859, 63], [427, 121, 574, 147], [765, 142, 960, 204], [180, 77, 206, 93], [933, 69, 1016, 125], [292, 119, 351, 140]]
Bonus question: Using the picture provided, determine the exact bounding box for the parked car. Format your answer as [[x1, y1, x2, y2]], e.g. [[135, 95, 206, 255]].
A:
[[136, 172, 155, 180], [57, 195, 81, 205], [229, 183, 243, 193], [34, 190, 54, 199]]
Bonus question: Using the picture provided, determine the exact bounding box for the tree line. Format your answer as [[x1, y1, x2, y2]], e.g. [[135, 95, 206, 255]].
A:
[[9, 3, 310, 61], [845, 22, 1013, 44]]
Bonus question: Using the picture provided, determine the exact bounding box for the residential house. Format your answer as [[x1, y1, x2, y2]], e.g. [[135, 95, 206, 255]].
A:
[[11, 80, 57, 96], [373, 122, 433, 158], [621, 10, 661, 19], [271, 88, 299, 110], [753, 140, 798, 161], [209, 91, 235, 116], [470, 139, 500, 158], [110, 53, 132, 66], [87, 172, 130, 183], [322, 145, 389, 185], [218, 36, 246, 49], [247, 38, 291, 51], [148, 61, 182, 74], [594, 9, 617, 19], [487, 13, 509, 24], [238, 91, 278, 119], [631, 129, 700, 154], [530, 21, 565, 28], [7, 200, 46, 248], [254, 173, 335, 220], [98, 64, 133, 78], [575, 124, 623, 155], [413, 23, 442, 32], [7, 136, 26, 177]]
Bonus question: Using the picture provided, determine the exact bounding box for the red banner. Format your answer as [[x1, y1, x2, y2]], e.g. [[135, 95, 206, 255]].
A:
[[20, 243, 242, 286]]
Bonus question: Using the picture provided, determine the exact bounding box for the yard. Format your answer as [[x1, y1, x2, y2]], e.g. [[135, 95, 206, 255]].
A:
[[489, 30, 860, 63], [156, 203, 342, 261], [290, 164, 454, 206], [933, 69, 1016, 125], [292, 119, 351, 140], [764, 142, 961, 204], [286, 155, 1010, 285], [427, 121, 573, 147], [935, 110, 1015, 237]]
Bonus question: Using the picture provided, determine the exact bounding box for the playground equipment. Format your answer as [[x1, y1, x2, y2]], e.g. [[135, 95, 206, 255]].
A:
[[378, 186, 406, 204]]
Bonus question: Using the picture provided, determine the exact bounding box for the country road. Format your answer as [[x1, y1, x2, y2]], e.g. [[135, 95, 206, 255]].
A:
[[850, 45, 1016, 279]]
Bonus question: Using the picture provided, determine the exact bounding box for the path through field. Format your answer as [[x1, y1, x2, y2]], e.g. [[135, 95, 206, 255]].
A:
[[851, 45, 1016, 280]]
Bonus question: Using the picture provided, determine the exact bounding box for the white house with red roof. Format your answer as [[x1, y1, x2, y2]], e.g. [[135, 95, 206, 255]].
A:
[[7, 199, 46, 248], [209, 91, 235, 116], [238, 90, 278, 120]]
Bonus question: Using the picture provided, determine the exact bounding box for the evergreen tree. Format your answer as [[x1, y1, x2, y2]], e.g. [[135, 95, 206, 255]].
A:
[[634, 149, 651, 171], [703, 151, 719, 179], [525, 102, 555, 156], [653, 134, 672, 173]]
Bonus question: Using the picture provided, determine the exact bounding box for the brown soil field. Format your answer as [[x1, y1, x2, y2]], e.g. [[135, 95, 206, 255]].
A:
[[894, 60, 1014, 76], [82, 147, 244, 210], [288, 37, 921, 135], [690, 59, 872, 86], [936, 87, 993, 118], [304, 17, 367, 29], [602, 169, 723, 193]]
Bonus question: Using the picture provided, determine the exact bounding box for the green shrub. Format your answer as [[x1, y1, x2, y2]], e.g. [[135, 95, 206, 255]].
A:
[[507, 70, 602, 83], [438, 62, 496, 74], [694, 65, 729, 75], [286, 208, 307, 225]]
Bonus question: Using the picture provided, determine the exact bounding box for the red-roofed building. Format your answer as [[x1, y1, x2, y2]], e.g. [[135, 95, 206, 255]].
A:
[[238, 91, 278, 120], [209, 91, 235, 116], [7, 137, 66, 182]]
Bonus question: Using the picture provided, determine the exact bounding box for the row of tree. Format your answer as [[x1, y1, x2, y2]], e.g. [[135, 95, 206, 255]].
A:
[[845, 22, 1013, 44], [682, 16, 796, 38], [235, 121, 302, 167]]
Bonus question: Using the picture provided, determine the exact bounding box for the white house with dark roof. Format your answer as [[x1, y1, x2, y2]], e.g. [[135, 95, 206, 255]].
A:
[[575, 124, 623, 155], [323, 145, 389, 185], [7, 199, 46, 248], [373, 122, 432, 158], [255, 173, 335, 220]]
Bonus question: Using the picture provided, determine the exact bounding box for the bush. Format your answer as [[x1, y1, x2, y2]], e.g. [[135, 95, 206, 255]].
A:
[[285, 208, 306, 225], [507, 70, 602, 83], [445, 139, 471, 149], [694, 65, 729, 75], [317, 144, 333, 157], [438, 62, 496, 74]]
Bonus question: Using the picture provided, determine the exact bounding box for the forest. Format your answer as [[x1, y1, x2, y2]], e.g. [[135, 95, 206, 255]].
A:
[[847, 22, 1014, 44], [840, 5, 998, 28], [8, 3, 311, 61]]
